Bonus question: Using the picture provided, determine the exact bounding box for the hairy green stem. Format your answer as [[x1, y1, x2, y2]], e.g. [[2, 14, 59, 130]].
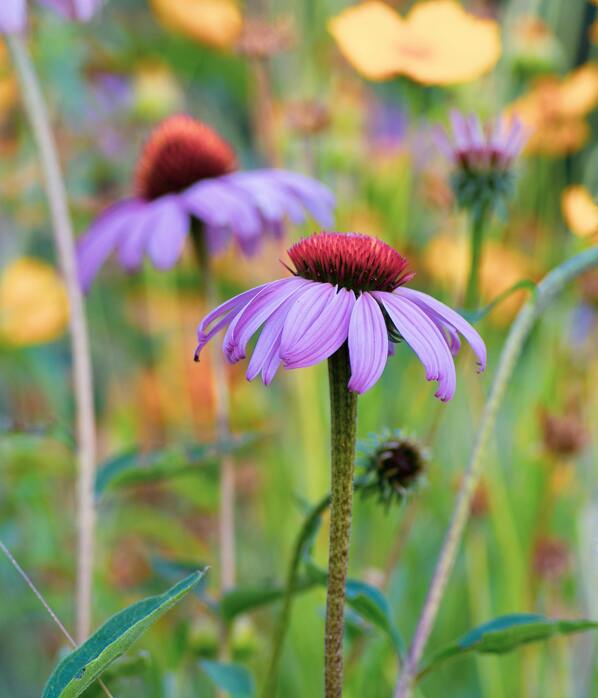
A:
[[7, 34, 97, 643], [263, 493, 331, 698], [394, 245, 598, 698], [325, 345, 358, 697], [464, 205, 489, 310]]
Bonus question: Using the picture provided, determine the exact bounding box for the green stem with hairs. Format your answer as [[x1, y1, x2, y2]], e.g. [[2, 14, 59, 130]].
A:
[[325, 344, 358, 698], [394, 245, 598, 698], [464, 204, 490, 310]]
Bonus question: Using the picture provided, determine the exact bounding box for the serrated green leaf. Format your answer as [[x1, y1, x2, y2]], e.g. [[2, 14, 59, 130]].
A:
[[418, 614, 598, 681], [94, 436, 252, 496], [200, 660, 256, 697], [42, 571, 204, 698]]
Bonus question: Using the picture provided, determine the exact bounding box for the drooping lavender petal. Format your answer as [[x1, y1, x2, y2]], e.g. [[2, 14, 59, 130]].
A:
[[223, 277, 309, 363], [0, 0, 26, 33], [281, 287, 356, 368], [116, 202, 160, 272], [77, 199, 142, 292], [373, 291, 456, 401], [279, 282, 337, 355], [450, 110, 471, 153], [267, 170, 336, 227], [38, 0, 102, 21], [394, 287, 486, 371], [146, 195, 189, 270], [348, 292, 389, 394]]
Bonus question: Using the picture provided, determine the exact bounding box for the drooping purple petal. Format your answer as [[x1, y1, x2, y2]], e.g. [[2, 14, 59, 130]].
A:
[[266, 170, 336, 227], [373, 291, 456, 401], [347, 292, 388, 393], [116, 201, 159, 272], [279, 282, 336, 355], [450, 110, 470, 152], [182, 179, 262, 244], [0, 0, 26, 33], [282, 286, 356, 369], [146, 195, 189, 270], [76, 198, 143, 292], [195, 283, 270, 360], [394, 287, 487, 371], [223, 277, 309, 363]]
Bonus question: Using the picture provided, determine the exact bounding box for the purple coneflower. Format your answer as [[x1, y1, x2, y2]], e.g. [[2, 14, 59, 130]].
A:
[[0, 0, 102, 32], [77, 115, 335, 291], [435, 110, 529, 308], [194, 232, 486, 399]]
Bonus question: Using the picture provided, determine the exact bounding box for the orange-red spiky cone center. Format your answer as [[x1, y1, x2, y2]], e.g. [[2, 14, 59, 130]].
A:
[[134, 115, 237, 201], [287, 232, 414, 293]]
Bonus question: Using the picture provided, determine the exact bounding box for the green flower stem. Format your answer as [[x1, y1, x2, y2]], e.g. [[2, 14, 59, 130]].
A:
[[191, 223, 236, 594], [394, 245, 598, 698], [325, 344, 358, 698], [464, 204, 490, 310], [7, 34, 97, 642], [263, 493, 331, 698]]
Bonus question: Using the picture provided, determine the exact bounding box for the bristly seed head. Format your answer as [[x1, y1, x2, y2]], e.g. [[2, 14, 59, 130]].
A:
[[135, 115, 237, 201], [287, 232, 414, 293]]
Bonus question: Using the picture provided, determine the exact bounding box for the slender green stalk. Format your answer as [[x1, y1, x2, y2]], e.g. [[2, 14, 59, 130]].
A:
[[464, 204, 490, 310], [394, 245, 598, 698], [7, 35, 97, 642], [190, 224, 236, 593], [325, 345, 358, 698], [0, 540, 113, 698], [263, 493, 331, 698]]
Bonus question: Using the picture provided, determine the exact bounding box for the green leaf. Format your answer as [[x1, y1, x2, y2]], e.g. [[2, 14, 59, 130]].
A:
[[42, 571, 204, 698], [345, 580, 404, 653], [94, 436, 252, 496], [200, 660, 256, 697], [419, 614, 598, 680]]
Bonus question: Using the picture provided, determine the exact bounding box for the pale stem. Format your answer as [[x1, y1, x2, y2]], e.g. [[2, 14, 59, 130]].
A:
[[7, 34, 97, 643]]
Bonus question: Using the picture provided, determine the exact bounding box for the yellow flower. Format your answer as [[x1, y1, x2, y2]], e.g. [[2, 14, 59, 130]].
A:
[[0, 40, 17, 116], [328, 0, 501, 85], [561, 185, 598, 238], [0, 258, 69, 346], [508, 63, 598, 155], [132, 61, 184, 121], [150, 0, 242, 50]]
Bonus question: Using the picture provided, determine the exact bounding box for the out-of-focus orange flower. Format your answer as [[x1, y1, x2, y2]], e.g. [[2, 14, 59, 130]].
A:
[[0, 41, 17, 115], [150, 0, 242, 50], [0, 258, 69, 346], [561, 185, 598, 238], [423, 233, 535, 323], [328, 0, 501, 85], [508, 63, 598, 155], [510, 16, 563, 76]]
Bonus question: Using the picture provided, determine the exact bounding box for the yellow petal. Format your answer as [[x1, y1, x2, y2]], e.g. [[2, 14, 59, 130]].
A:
[[0, 258, 69, 346], [328, 1, 406, 81], [562, 185, 598, 238], [150, 0, 242, 50], [558, 62, 598, 117], [328, 0, 501, 85], [399, 1, 501, 85]]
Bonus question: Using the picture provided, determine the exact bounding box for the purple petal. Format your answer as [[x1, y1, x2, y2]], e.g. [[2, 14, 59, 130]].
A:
[[282, 287, 355, 369], [194, 283, 270, 360], [146, 195, 189, 270], [347, 292, 389, 393], [265, 170, 336, 227], [373, 291, 456, 401], [182, 179, 262, 244], [205, 226, 232, 256], [279, 282, 336, 355], [0, 0, 26, 33], [450, 110, 470, 151], [432, 125, 456, 162], [223, 277, 309, 363], [76, 198, 143, 292], [116, 201, 157, 271], [37, 0, 101, 21], [394, 287, 487, 371]]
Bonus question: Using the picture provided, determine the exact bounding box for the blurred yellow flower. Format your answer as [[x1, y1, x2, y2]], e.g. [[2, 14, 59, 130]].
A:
[[508, 63, 598, 155], [328, 0, 501, 85], [150, 0, 242, 50], [133, 61, 184, 121], [0, 258, 69, 346], [423, 233, 534, 323], [0, 40, 17, 116], [561, 185, 598, 238]]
